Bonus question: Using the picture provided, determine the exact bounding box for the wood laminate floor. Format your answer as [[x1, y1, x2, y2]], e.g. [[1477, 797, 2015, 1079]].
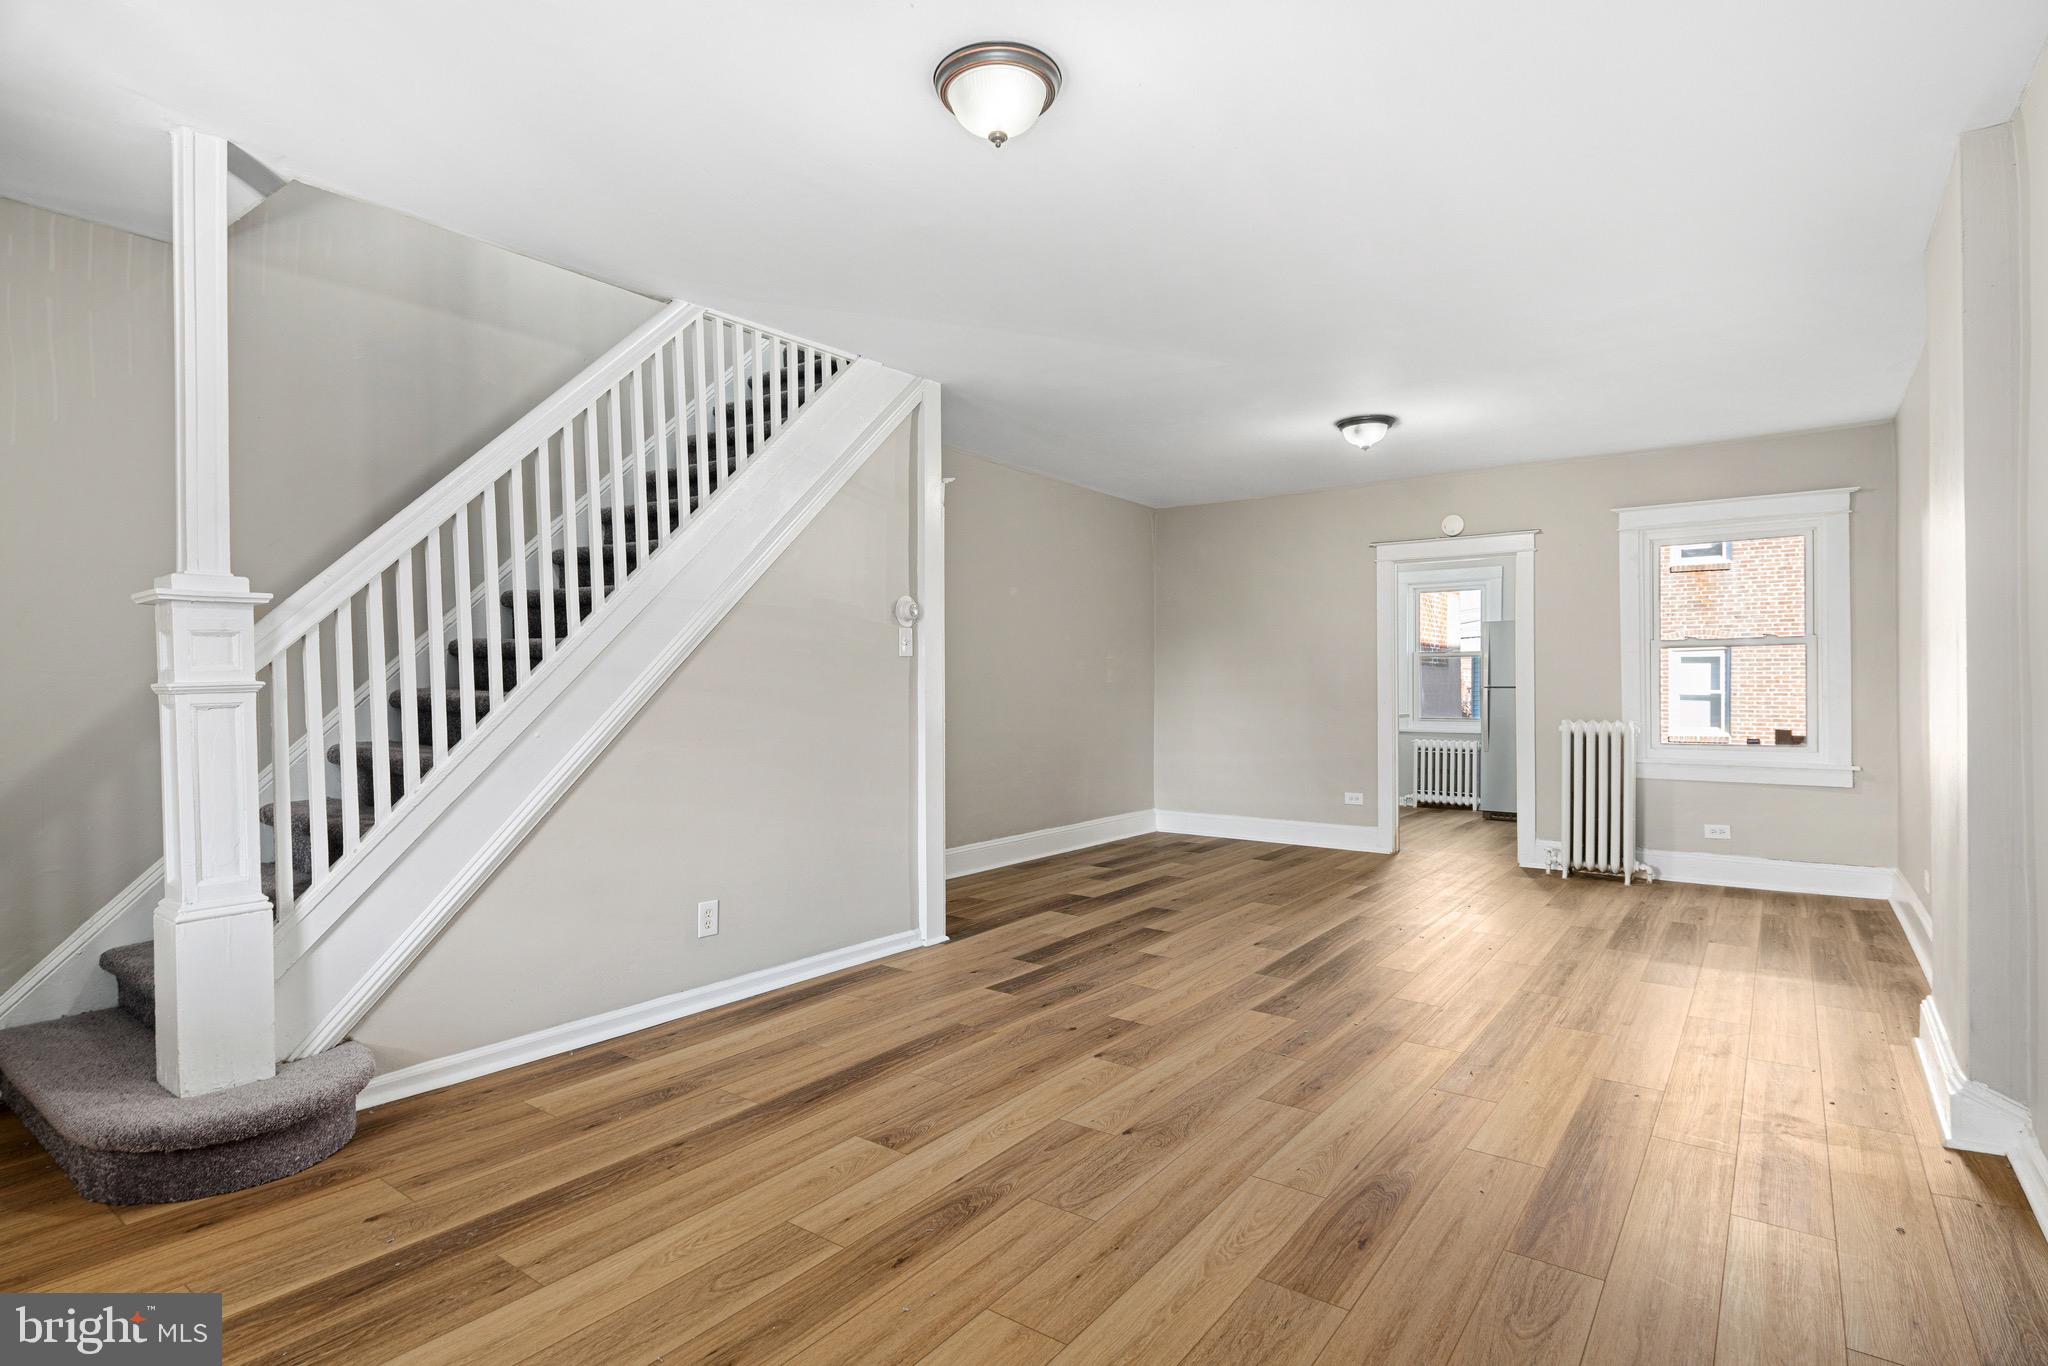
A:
[[8, 808, 2047, 1364]]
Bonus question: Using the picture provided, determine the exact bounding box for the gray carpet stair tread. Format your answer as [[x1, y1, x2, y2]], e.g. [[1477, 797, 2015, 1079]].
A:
[[263, 859, 313, 904], [503, 587, 599, 635], [258, 797, 377, 839], [554, 544, 640, 588], [0, 1009, 373, 1154], [98, 942, 153, 995], [599, 502, 685, 544], [449, 640, 546, 670], [99, 941, 156, 1028]]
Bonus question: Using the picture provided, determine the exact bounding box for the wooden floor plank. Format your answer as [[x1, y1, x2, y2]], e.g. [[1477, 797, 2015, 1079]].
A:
[[1316, 1149, 1545, 1366], [1580, 1136, 1737, 1366], [1042, 1176, 1320, 1366], [1732, 1057, 1834, 1239], [1506, 1076, 1661, 1277], [1446, 1251, 1602, 1366], [1713, 1215, 1846, 1366], [1829, 1121, 1977, 1365], [1932, 1193, 2048, 1365]]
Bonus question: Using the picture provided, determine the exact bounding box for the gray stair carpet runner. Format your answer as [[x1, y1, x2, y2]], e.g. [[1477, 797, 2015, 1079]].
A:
[[0, 368, 806, 1205]]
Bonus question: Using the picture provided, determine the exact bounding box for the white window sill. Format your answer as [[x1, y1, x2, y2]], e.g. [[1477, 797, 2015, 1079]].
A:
[[1403, 720, 1481, 735], [1636, 757, 1856, 788]]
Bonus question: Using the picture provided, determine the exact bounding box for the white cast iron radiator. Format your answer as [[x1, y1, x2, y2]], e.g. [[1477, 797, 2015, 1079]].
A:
[[1411, 737, 1481, 809], [1557, 721, 1650, 883]]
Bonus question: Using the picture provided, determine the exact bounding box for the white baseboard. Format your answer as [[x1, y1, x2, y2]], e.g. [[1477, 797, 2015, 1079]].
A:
[[1531, 839, 1891, 899], [1887, 874, 1935, 983], [1154, 810, 1393, 855], [0, 861, 162, 1029], [356, 929, 925, 1109], [1913, 995, 2048, 1239], [945, 810, 1159, 878]]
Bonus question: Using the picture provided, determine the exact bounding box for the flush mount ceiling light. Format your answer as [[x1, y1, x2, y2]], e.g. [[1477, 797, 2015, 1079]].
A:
[[1336, 414, 1399, 450], [933, 42, 1062, 147]]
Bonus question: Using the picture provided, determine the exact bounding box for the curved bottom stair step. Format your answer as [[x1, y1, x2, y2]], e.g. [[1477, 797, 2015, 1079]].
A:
[[0, 1008, 373, 1205]]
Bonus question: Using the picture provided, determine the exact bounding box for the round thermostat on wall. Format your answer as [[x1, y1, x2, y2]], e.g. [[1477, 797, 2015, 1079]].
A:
[[1440, 514, 1465, 537]]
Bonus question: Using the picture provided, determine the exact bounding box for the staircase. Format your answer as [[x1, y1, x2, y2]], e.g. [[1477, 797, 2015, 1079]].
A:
[[0, 298, 921, 1203]]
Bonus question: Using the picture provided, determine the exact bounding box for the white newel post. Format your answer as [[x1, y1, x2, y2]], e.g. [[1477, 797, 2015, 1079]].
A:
[[133, 128, 277, 1097]]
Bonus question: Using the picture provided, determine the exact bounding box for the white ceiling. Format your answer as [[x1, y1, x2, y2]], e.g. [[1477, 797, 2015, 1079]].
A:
[[5, 2, 2045, 507]]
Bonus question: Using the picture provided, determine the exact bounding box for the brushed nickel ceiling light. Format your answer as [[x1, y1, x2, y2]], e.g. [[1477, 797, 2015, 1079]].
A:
[[933, 42, 1063, 147], [1336, 415, 1399, 450]]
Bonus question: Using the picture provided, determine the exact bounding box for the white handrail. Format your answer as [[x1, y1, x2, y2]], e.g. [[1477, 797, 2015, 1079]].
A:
[[255, 300, 702, 661]]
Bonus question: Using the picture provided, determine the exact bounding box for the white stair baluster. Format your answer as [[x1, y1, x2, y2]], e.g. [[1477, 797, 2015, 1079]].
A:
[[453, 502, 476, 742], [480, 479, 504, 709], [556, 425, 579, 635], [710, 318, 728, 483], [424, 522, 448, 764], [301, 628, 328, 883], [267, 652, 293, 918], [364, 568, 391, 819], [606, 382, 628, 597], [647, 345, 670, 549], [536, 435, 559, 653], [581, 404, 603, 611], [394, 549, 421, 796], [334, 596, 358, 856], [506, 457, 530, 688]]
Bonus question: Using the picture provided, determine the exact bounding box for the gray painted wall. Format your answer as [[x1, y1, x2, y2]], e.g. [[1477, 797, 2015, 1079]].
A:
[[354, 422, 917, 1069], [1154, 423, 1900, 866], [0, 189, 656, 991], [943, 450, 1156, 847]]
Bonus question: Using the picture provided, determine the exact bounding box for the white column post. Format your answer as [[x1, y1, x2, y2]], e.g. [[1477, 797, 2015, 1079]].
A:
[[132, 127, 276, 1097], [911, 382, 947, 944]]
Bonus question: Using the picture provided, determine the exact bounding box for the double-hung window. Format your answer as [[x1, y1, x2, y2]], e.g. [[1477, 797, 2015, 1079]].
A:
[[1617, 489, 1855, 787], [1399, 565, 1501, 733]]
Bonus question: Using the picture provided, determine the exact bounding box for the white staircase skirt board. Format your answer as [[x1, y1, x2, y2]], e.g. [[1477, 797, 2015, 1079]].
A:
[[1913, 995, 2048, 1241], [356, 929, 923, 1109], [273, 362, 927, 1060], [1154, 810, 1395, 854], [945, 811, 1160, 878]]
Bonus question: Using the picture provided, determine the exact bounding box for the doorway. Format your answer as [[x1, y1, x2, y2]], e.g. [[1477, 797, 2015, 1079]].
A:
[[1374, 532, 1539, 867]]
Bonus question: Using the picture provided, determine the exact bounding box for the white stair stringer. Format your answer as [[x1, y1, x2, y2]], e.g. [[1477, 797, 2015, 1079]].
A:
[[272, 361, 928, 1060]]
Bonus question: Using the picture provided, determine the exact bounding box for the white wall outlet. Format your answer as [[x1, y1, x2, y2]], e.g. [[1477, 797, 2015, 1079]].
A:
[[697, 899, 719, 937], [1704, 823, 1731, 840], [1344, 792, 1365, 806]]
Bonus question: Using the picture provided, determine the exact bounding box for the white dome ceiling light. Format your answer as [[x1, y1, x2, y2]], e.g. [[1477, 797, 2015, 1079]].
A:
[[1335, 415, 1399, 450], [933, 42, 1063, 148]]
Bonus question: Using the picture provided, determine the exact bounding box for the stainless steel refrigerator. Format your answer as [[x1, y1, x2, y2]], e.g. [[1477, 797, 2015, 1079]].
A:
[[1479, 620, 1516, 817]]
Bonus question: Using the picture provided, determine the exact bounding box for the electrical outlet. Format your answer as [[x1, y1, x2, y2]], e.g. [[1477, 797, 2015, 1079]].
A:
[[1343, 792, 1365, 806], [1704, 824, 1731, 840], [697, 899, 719, 937]]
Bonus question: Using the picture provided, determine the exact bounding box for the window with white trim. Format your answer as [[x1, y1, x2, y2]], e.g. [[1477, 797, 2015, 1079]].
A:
[[1617, 489, 1855, 787], [1398, 564, 1501, 734]]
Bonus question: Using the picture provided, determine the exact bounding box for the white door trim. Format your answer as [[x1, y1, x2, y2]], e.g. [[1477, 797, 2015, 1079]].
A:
[[1374, 532, 1539, 867]]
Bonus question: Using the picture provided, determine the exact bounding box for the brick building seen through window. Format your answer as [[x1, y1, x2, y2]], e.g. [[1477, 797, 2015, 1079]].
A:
[[1416, 586, 1482, 722], [1655, 534, 1807, 746]]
